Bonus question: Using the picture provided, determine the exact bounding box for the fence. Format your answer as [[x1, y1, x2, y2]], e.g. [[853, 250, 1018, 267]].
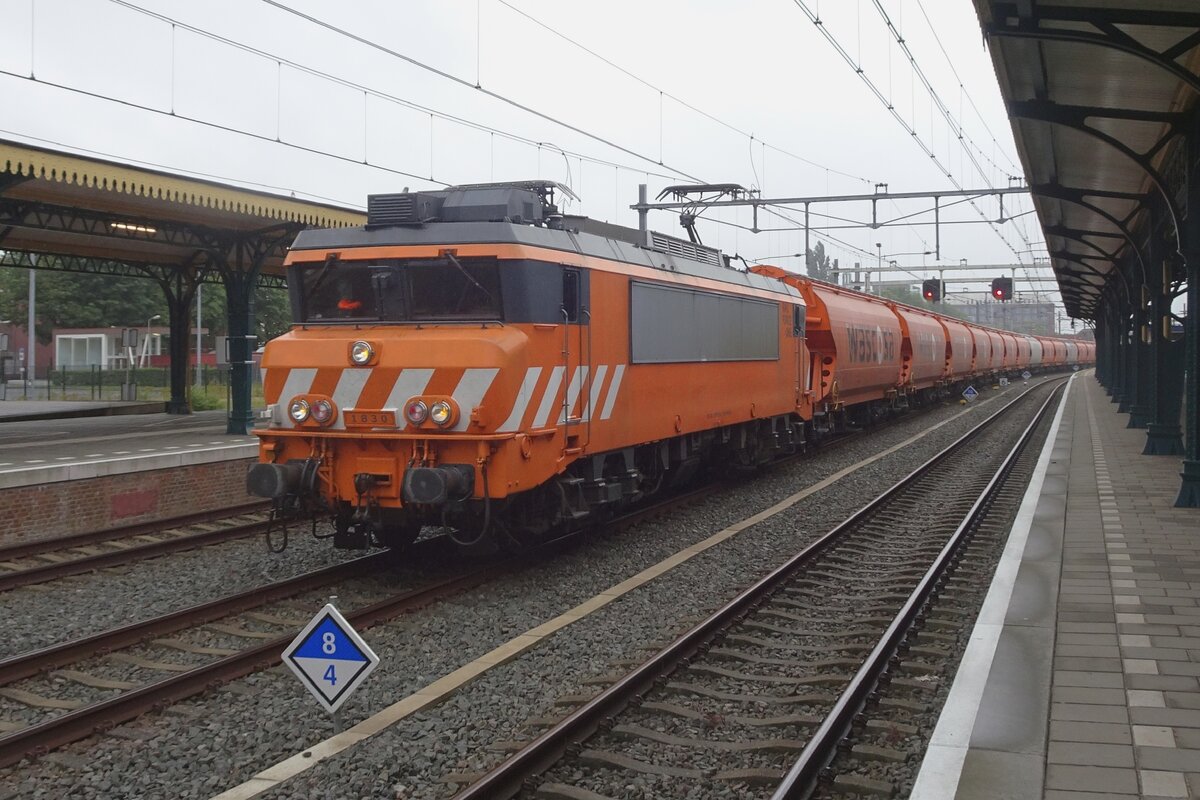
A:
[[2, 365, 263, 409]]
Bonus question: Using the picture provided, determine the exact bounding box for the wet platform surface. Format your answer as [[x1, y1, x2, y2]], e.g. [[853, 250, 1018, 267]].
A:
[[912, 371, 1199, 799], [0, 408, 257, 487], [0, 399, 162, 422]]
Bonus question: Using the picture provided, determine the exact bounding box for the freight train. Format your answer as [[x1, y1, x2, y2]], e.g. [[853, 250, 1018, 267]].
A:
[[247, 181, 1092, 553]]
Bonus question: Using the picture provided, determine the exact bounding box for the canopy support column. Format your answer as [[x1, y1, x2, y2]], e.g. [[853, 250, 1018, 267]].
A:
[[156, 261, 201, 415], [1144, 209, 1185, 455], [218, 240, 264, 436], [1175, 113, 1200, 506]]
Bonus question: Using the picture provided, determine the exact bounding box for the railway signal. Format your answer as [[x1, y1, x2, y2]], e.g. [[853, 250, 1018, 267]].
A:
[[991, 276, 1013, 301], [921, 279, 942, 302]]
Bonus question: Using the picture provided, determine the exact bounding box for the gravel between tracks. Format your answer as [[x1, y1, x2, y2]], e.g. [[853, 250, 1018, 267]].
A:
[[1, 523, 364, 658], [0, 380, 1055, 800]]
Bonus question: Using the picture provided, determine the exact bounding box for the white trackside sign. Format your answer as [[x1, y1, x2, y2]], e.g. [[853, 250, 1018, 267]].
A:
[[282, 604, 379, 714]]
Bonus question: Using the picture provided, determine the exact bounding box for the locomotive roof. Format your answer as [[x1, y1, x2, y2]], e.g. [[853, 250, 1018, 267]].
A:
[[290, 219, 802, 302]]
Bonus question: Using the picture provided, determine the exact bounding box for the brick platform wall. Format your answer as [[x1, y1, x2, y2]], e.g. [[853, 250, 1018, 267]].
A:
[[0, 458, 256, 547]]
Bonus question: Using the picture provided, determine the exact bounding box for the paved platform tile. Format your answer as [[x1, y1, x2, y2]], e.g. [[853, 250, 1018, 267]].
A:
[[1135, 746, 1200, 773], [1045, 764, 1139, 794], [1047, 741, 1134, 767], [1050, 720, 1133, 744], [1050, 703, 1130, 724]]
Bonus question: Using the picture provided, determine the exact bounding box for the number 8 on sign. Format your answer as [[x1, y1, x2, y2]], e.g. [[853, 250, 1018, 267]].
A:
[[282, 603, 380, 714]]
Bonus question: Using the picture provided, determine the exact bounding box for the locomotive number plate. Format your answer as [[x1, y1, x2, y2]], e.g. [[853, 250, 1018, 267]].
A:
[[344, 410, 397, 428]]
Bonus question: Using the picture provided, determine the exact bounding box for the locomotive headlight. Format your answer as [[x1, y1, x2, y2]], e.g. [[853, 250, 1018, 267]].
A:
[[404, 399, 428, 425], [288, 398, 311, 423], [430, 400, 453, 427], [350, 340, 374, 365], [311, 399, 335, 424]]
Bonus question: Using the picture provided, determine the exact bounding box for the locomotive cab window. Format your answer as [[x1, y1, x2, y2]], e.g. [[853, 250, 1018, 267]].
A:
[[792, 304, 806, 337], [562, 269, 581, 322], [296, 256, 502, 323]]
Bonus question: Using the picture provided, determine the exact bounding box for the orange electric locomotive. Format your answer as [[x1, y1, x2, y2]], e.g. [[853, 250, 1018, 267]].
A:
[[248, 182, 808, 551], [248, 180, 1093, 554]]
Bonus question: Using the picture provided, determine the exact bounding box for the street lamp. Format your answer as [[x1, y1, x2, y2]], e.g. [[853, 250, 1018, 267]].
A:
[[143, 314, 161, 368]]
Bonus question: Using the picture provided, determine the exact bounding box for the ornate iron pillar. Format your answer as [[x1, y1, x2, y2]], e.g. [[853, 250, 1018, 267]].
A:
[[1144, 206, 1185, 454], [1094, 311, 1110, 388], [1126, 257, 1149, 426], [156, 262, 201, 415], [219, 240, 263, 436], [1110, 297, 1127, 404], [1176, 112, 1200, 506]]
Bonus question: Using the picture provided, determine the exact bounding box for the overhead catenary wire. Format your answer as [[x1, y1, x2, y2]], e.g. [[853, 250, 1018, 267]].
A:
[[494, 0, 875, 187], [868, 0, 1045, 299], [790, 0, 1032, 280], [257, 0, 708, 184], [912, 0, 1022, 175], [492, 0, 950, 259], [108, 0, 692, 187]]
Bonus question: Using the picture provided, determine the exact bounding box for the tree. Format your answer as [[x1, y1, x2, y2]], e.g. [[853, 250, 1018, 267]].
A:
[[0, 262, 293, 345], [0, 265, 166, 342], [805, 242, 835, 283]]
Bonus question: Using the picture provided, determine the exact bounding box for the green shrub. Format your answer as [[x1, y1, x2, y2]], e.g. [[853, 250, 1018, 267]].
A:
[[191, 392, 226, 411]]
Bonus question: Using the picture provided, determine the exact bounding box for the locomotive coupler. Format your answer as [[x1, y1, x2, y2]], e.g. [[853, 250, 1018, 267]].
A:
[[334, 473, 385, 550]]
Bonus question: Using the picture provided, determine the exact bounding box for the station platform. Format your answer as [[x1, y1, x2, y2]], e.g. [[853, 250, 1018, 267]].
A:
[[0, 408, 256, 488], [0, 409, 260, 545], [912, 371, 1199, 799], [0, 399, 163, 422]]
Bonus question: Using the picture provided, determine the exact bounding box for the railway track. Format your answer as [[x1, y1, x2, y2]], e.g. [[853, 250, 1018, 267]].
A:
[[0, 535, 491, 769], [0, 502, 272, 593], [0, 378, 1047, 775], [0, 466, 754, 770], [449, 378, 1066, 800]]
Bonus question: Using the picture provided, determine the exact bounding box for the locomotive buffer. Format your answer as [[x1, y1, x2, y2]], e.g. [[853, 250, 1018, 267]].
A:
[[282, 603, 379, 725]]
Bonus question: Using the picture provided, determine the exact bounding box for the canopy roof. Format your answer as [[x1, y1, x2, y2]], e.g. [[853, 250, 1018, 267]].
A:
[[0, 139, 363, 280], [973, 1, 1200, 319]]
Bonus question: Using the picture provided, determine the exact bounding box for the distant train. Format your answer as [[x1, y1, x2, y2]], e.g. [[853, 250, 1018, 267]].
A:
[[247, 181, 1092, 553]]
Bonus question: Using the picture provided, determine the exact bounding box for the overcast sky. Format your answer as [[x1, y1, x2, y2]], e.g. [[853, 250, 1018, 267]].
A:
[[0, 0, 1064, 311]]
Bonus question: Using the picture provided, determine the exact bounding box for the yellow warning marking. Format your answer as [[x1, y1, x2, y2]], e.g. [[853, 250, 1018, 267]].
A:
[[210, 394, 1002, 800]]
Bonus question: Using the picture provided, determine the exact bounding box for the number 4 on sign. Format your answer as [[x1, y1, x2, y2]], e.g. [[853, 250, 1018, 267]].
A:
[[282, 603, 379, 715]]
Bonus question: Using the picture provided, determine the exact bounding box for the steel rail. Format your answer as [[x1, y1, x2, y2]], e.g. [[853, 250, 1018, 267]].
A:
[[452, 378, 1064, 800], [0, 481, 723, 768], [0, 501, 270, 562], [0, 515, 274, 593], [0, 552, 391, 688], [771, 380, 1065, 798], [0, 556, 501, 770]]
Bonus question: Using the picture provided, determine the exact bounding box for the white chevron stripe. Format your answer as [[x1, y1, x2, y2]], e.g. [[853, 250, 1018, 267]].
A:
[[531, 366, 565, 429], [277, 368, 318, 415], [328, 369, 373, 430], [599, 364, 626, 421], [381, 368, 436, 429], [497, 367, 542, 432], [581, 364, 608, 422], [560, 366, 588, 423], [450, 368, 500, 432]]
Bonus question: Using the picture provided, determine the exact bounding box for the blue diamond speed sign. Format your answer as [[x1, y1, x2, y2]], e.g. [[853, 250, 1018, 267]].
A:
[[282, 604, 379, 714]]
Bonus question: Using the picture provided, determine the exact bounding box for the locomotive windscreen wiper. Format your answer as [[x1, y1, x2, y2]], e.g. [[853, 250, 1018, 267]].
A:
[[444, 252, 494, 305]]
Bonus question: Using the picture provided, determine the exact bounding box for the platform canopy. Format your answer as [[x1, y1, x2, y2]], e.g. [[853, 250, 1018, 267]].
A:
[[973, 1, 1200, 320], [0, 138, 362, 284], [0, 138, 365, 430]]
